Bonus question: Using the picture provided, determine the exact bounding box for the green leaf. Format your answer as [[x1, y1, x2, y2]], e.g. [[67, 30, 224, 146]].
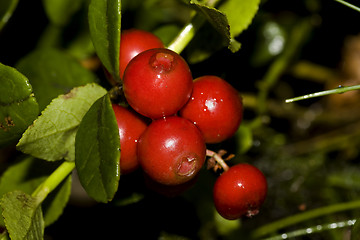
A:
[[88, 0, 121, 81], [0, 63, 39, 147], [0, 157, 57, 201], [42, 175, 71, 226], [351, 219, 360, 240], [251, 20, 287, 66], [189, 0, 240, 52], [42, 0, 84, 26], [0, 156, 63, 226], [219, 0, 261, 38], [16, 48, 98, 111], [17, 83, 107, 162], [1, 191, 44, 240], [0, 231, 9, 240], [0, 0, 18, 31], [75, 94, 120, 203]]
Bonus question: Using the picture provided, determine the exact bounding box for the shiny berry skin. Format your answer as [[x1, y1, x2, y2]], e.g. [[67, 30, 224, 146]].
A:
[[120, 29, 164, 78], [213, 163, 267, 220], [112, 104, 148, 174], [123, 48, 193, 119], [179, 75, 243, 144], [138, 116, 206, 186]]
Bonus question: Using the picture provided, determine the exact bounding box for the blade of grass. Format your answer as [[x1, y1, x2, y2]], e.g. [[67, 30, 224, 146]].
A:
[[285, 84, 360, 103], [251, 200, 360, 238], [335, 0, 360, 12], [261, 219, 356, 240]]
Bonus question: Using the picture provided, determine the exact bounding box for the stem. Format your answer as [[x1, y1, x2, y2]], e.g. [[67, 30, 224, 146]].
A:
[[167, 0, 221, 54], [251, 199, 360, 239], [167, 22, 196, 54], [32, 161, 75, 203], [334, 0, 360, 12], [206, 149, 229, 171], [167, 14, 203, 54], [285, 84, 360, 103]]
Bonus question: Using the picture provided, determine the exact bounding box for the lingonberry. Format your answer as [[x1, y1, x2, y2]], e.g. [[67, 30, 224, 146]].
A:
[[123, 48, 193, 119], [112, 104, 148, 174], [213, 163, 267, 220], [179, 75, 243, 144], [138, 116, 206, 186], [119, 29, 164, 78]]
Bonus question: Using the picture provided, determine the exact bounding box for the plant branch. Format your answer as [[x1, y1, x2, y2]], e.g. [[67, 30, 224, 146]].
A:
[[31, 161, 75, 203], [251, 199, 360, 238], [285, 84, 360, 103]]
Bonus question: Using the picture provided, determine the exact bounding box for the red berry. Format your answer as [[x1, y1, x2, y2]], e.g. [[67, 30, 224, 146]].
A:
[[123, 48, 193, 119], [179, 75, 243, 143], [112, 104, 148, 174], [120, 29, 164, 78], [138, 116, 206, 185], [213, 163, 267, 220]]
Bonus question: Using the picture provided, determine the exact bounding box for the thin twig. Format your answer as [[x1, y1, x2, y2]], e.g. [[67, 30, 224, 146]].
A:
[[206, 149, 230, 172]]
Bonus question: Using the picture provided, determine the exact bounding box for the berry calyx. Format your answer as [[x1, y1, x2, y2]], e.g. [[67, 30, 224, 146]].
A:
[[123, 48, 193, 119], [150, 52, 175, 71], [119, 29, 164, 78], [112, 104, 148, 174], [179, 75, 243, 143], [138, 116, 206, 185], [213, 163, 267, 220]]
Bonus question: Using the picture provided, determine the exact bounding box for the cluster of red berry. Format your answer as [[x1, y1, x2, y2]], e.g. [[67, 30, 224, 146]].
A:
[[110, 29, 267, 220]]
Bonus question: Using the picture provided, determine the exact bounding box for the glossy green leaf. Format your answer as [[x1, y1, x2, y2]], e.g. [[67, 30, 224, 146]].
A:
[[0, 63, 39, 147], [16, 48, 97, 111], [42, 0, 83, 26], [17, 83, 107, 162], [1, 191, 44, 240], [0, 0, 18, 31], [88, 0, 121, 81], [75, 94, 120, 203]]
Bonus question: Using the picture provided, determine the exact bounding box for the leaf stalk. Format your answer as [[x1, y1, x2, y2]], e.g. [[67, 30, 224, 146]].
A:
[[31, 161, 75, 203]]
